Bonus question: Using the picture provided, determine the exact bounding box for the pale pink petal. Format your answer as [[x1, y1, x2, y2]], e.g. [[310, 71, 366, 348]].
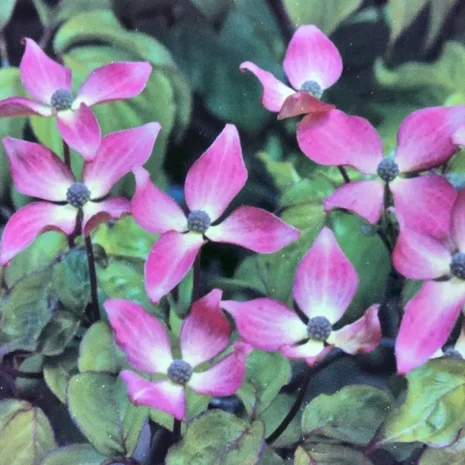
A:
[[184, 124, 247, 221], [297, 110, 383, 173], [392, 229, 451, 280], [451, 190, 465, 252], [396, 280, 465, 374], [206, 206, 300, 253], [283, 25, 343, 91], [145, 231, 205, 304], [293, 227, 358, 323], [452, 126, 465, 146], [0, 97, 52, 117], [323, 180, 384, 224], [20, 38, 71, 104], [81, 197, 130, 236], [328, 304, 381, 355], [239, 62, 294, 112], [391, 175, 457, 239], [83, 123, 161, 197], [131, 166, 187, 234], [278, 92, 334, 119], [75, 62, 152, 107], [104, 299, 173, 373], [0, 202, 76, 265], [121, 371, 185, 420], [221, 298, 307, 351], [395, 106, 465, 172], [279, 339, 326, 362], [180, 290, 232, 367], [189, 342, 252, 396], [56, 104, 101, 160], [2, 137, 74, 201]]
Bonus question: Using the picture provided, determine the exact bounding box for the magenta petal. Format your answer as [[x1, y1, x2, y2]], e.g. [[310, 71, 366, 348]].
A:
[[206, 206, 300, 253], [391, 175, 457, 239], [0, 97, 52, 117], [189, 342, 252, 396], [328, 304, 381, 355], [283, 25, 342, 91], [451, 190, 465, 252], [83, 122, 161, 197], [184, 124, 247, 221], [324, 180, 384, 224], [56, 104, 101, 160], [297, 110, 383, 172], [81, 197, 130, 236], [0, 202, 76, 265], [2, 137, 74, 201], [104, 299, 173, 373], [392, 228, 451, 280], [75, 62, 152, 107], [293, 227, 358, 323], [145, 231, 205, 304], [121, 371, 185, 420], [394, 105, 465, 172], [221, 298, 307, 351], [278, 92, 334, 119], [131, 166, 187, 234], [180, 290, 232, 367], [20, 38, 71, 104], [396, 280, 465, 374], [239, 61, 294, 112]]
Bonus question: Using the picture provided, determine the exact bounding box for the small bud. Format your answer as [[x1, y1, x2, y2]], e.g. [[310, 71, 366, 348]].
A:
[[187, 210, 211, 233], [450, 253, 465, 280], [167, 359, 192, 385], [66, 183, 91, 208], [376, 159, 400, 182], [51, 89, 74, 111], [307, 316, 332, 342], [300, 80, 323, 99]]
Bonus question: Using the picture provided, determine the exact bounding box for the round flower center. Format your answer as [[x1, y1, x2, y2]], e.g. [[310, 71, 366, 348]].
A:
[[187, 210, 211, 233], [443, 347, 463, 360], [167, 359, 193, 385], [450, 253, 465, 280], [66, 183, 91, 208], [376, 159, 400, 182], [300, 80, 323, 99], [307, 316, 332, 342], [51, 89, 73, 111]]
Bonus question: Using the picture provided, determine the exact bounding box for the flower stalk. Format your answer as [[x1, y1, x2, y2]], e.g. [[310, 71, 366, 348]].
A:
[[85, 235, 100, 323]]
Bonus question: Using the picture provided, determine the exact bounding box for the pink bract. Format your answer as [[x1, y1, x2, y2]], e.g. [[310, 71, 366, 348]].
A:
[[240, 25, 342, 119], [0, 38, 152, 159], [131, 124, 300, 303], [221, 227, 381, 366], [0, 123, 160, 265], [104, 290, 252, 420]]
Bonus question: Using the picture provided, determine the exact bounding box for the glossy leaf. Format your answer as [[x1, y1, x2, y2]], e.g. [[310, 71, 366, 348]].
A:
[[40, 444, 106, 465]]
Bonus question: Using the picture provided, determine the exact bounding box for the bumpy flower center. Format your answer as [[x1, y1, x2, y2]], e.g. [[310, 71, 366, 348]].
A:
[[450, 253, 465, 280], [300, 80, 323, 99], [443, 347, 463, 360], [167, 359, 193, 385], [376, 159, 400, 182], [66, 183, 91, 208], [51, 89, 73, 111], [187, 210, 211, 233], [307, 316, 332, 342]]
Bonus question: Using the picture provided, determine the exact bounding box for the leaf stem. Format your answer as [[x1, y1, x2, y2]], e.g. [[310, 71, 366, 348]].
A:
[[85, 235, 100, 323], [338, 166, 351, 183], [173, 419, 182, 443]]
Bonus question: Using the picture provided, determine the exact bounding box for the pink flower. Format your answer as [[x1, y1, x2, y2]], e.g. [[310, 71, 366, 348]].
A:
[[131, 124, 300, 303], [104, 290, 252, 420], [393, 190, 465, 374], [0, 38, 152, 159], [240, 25, 341, 119], [431, 322, 465, 361], [221, 227, 381, 366], [297, 107, 465, 238], [0, 123, 160, 265]]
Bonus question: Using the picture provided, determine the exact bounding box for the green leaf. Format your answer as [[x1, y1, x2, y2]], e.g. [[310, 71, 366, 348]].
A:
[[424, 0, 458, 51], [387, 0, 430, 46], [420, 446, 465, 465], [43, 349, 79, 403], [40, 444, 106, 465], [190, 0, 233, 20], [67, 373, 148, 456], [302, 385, 391, 446], [299, 444, 374, 465], [0, 0, 17, 29], [30, 114, 64, 157], [166, 410, 265, 465], [257, 151, 301, 193]]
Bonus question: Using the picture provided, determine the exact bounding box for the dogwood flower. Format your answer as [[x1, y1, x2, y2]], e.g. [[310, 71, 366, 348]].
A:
[[240, 25, 341, 119], [131, 124, 300, 303], [0, 38, 152, 159], [432, 322, 465, 361], [297, 107, 465, 238], [105, 290, 252, 421], [393, 190, 465, 374], [221, 227, 381, 366], [0, 123, 160, 265]]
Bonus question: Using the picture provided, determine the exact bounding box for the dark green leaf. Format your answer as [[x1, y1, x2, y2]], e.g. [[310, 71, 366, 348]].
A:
[[40, 444, 106, 465], [298, 444, 374, 465], [43, 349, 79, 403]]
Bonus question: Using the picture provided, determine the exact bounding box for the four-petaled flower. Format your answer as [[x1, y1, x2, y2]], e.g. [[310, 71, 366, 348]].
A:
[[0, 123, 160, 265], [221, 227, 381, 365], [297, 107, 465, 239], [131, 124, 300, 303], [105, 289, 252, 420], [0, 38, 152, 159], [240, 25, 341, 119]]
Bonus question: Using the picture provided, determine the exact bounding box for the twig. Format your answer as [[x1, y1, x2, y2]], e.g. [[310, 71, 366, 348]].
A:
[[85, 235, 100, 323]]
